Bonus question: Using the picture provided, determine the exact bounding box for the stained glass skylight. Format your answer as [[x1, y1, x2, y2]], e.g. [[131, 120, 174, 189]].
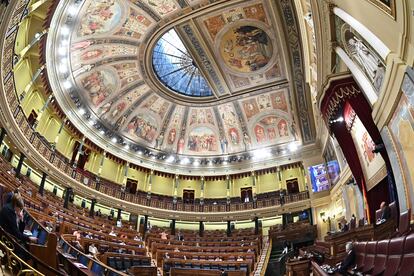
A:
[[153, 29, 213, 97]]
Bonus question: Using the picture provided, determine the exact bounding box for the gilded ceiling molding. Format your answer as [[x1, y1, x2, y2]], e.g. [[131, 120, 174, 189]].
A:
[[278, 0, 315, 144]]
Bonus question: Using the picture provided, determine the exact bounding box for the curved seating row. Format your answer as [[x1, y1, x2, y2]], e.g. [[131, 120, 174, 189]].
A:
[[353, 232, 414, 276]]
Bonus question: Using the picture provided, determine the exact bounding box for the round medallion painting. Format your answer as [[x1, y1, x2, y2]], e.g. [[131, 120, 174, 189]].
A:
[[220, 25, 273, 73]]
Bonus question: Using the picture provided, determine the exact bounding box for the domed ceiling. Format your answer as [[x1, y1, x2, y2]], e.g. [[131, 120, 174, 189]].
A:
[[46, 0, 315, 174]]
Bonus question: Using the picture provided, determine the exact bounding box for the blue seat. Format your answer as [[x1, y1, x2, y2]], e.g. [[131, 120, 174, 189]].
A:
[[123, 258, 132, 269], [108, 257, 116, 268], [91, 262, 104, 275], [78, 255, 89, 266]]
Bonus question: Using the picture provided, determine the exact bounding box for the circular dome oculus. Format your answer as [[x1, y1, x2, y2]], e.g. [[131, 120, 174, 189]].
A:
[[152, 29, 213, 97]]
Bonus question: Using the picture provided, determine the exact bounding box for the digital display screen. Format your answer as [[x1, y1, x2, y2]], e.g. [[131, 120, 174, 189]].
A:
[[326, 160, 341, 185], [308, 164, 330, 192]]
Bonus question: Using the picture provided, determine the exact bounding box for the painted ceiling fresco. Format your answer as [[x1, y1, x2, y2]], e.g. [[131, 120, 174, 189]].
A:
[[47, 0, 314, 163]]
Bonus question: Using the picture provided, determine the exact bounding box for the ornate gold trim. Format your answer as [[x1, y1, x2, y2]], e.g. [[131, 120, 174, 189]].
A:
[[0, 234, 44, 276], [366, 0, 396, 20]]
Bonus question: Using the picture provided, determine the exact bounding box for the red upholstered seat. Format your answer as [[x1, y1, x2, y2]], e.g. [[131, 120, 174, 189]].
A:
[[403, 233, 414, 253], [398, 253, 414, 276], [354, 241, 367, 270], [397, 208, 411, 237], [361, 241, 377, 273], [371, 240, 389, 275], [389, 202, 398, 223], [383, 236, 405, 276]]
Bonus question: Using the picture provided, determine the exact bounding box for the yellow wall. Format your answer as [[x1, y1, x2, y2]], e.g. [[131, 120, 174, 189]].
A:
[[280, 167, 305, 191], [151, 175, 174, 196], [127, 168, 147, 190], [232, 177, 252, 197], [178, 179, 201, 198], [21, 90, 43, 117], [257, 172, 279, 193], [55, 128, 74, 158], [100, 158, 122, 182], [204, 180, 227, 198]]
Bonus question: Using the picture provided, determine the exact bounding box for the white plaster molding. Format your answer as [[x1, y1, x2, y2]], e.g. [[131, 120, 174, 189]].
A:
[[333, 7, 390, 60], [335, 47, 378, 105]]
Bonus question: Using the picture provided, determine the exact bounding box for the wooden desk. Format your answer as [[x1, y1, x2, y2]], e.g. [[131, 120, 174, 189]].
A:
[[58, 250, 94, 276], [286, 258, 310, 276], [170, 267, 245, 276], [127, 266, 157, 276]]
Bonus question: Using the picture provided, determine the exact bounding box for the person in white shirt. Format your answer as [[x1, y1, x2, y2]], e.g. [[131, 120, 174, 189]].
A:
[[88, 243, 98, 256], [134, 235, 141, 241], [109, 227, 117, 236], [116, 220, 122, 228]]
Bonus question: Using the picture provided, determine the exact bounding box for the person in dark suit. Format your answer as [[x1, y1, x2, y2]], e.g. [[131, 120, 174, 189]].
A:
[[0, 193, 37, 243], [380, 201, 391, 220], [337, 242, 355, 275]]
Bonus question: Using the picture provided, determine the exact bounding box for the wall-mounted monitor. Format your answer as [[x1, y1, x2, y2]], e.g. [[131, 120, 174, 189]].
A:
[[308, 164, 330, 192]]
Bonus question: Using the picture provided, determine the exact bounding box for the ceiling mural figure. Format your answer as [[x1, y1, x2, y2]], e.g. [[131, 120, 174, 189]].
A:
[[77, 0, 124, 36], [79, 68, 119, 107], [220, 25, 273, 73]]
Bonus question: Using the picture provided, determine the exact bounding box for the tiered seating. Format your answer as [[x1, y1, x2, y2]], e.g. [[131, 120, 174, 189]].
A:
[[147, 227, 262, 275], [312, 233, 414, 276], [0, 156, 157, 276]]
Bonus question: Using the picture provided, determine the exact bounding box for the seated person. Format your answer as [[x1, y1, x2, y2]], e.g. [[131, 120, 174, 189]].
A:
[[116, 219, 122, 228], [174, 247, 180, 252], [0, 193, 37, 244], [339, 219, 349, 232], [133, 235, 141, 241], [88, 243, 98, 256], [215, 256, 222, 261], [109, 227, 117, 236], [236, 256, 244, 261], [73, 229, 82, 240], [342, 221, 349, 232], [380, 202, 391, 220], [176, 231, 184, 241], [337, 242, 355, 275], [282, 241, 289, 254], [73, 240, 84, 251], [160, 231, 168, 240], [164, 252, 170, 259]]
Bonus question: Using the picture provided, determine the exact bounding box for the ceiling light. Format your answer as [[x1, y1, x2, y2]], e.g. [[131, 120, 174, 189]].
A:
[[180, 158, 190, 165], [124, 144, 129, 150], [63, 80, 72, 89], [60, 26, 70, 36], [208, 160, 213, 166], [166, 155, 175, 163], [137, 151, 143, 155], [88, 120, 95, 126], [288, 143, 298, 152], [58, 47, 66, 56], [100, 130, 105, 135], [59, 64, 68, 74], [337, 116, 344, 122], [111, 137, 117, 143], [193, 160, 200, 166], [67, 5, 77, 16], [252, 148, 271, 160], [79, 108, 85, 115]]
